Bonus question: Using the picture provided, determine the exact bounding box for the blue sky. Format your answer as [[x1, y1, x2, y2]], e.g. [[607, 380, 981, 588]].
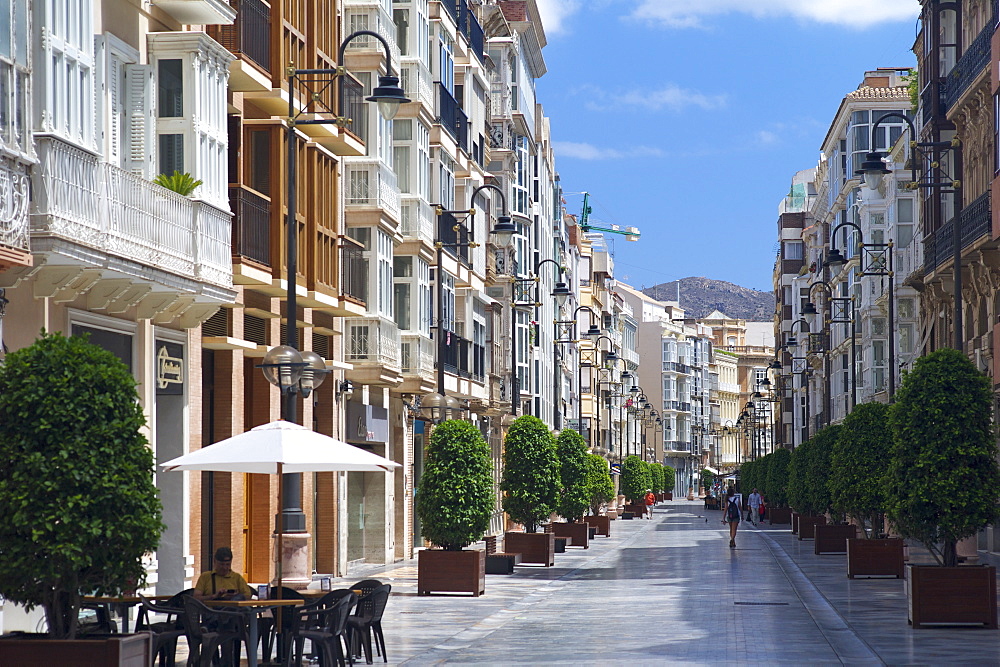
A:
[[534, 0, 920, 292]]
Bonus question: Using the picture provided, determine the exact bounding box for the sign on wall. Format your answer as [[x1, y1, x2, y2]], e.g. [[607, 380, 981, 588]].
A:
[[155, 340, 184, 395]]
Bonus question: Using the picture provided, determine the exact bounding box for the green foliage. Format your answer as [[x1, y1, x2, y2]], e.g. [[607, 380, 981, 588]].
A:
[[701, 468, 715, 492], [888, 348, 1000, 566], [650, 462, 665, 493], [662, 464, 676, 492], [806, 426, 839, 517], [585, 454, 614, 515], [0, 332, 164, 639], [619, 455, 650, 502], [829, 403, 892, 537], [764, 448, 790, 507], [555, 429, 590, 522], [787, 440, 809, 513], [153, 170, 203, 196], [903, 68, 918, 111], [416, 419, 494, 551], [500, 416, 560, 532]]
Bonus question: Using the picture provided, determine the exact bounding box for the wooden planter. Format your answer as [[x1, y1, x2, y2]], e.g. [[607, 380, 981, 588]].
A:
[[504, 532, 555, 566], [847, 538, 905, 579], [907, 565, 997, 628], [797, 515, 827, 540], [584, 515, 611, 537], [768, 507, 792, 525], [665, 492, 673, 500], [791, 512, 799, 534], [0, 632, 152, 666], [417, 549, 486, 596], [625, 503, 647, 517], [814, 524, 857, 554], [552, 521, 590, 548]]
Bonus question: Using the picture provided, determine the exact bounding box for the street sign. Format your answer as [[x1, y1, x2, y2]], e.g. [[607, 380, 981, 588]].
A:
[[610, 464, 621, 476]]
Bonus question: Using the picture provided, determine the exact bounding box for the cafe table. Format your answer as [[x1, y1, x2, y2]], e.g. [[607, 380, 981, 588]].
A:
[[80, 594, 174, 633], [206, 598, 303, 667]]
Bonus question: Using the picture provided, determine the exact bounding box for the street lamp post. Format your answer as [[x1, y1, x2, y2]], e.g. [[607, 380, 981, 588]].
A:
[[259, 32, 407, 570]]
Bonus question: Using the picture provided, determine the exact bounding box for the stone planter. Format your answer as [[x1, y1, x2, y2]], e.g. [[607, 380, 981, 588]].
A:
[[417, 548, 486, 596], [847, 538, 905, 579], [585, 515, 611, 537], [814, 524, 857, 554], [907, 564, 997, 628], [768, 507, 792, 525], [797, 515, 827, 540], [552, 521, 590, 548], [504, 531, 555, 567], [791, 512, 799, 534], [0, 632, 152, 666]]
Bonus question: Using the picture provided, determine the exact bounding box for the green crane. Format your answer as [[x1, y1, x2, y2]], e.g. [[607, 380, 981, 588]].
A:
[[578, 192, 641, 241]]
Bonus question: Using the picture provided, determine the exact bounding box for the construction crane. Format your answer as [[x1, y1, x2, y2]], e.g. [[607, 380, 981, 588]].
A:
[[578, 192, 640, 241]]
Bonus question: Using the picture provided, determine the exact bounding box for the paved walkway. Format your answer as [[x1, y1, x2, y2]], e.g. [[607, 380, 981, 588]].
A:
[[330, 499, 1000, 666]]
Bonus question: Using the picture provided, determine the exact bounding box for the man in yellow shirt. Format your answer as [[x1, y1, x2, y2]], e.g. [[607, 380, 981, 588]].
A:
[[194, 547, 255, 600]]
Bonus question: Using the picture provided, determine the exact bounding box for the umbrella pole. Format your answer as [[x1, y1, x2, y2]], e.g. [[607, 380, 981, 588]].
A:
[[277, 462, 284, 594]]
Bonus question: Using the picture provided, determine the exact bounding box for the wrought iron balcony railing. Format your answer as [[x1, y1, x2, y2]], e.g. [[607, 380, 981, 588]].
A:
[[924, 190, 991, 272], [944, 21, 993, 110], [229, 185, 270, 266], [437, 210, 470, 265], [437, 83, 469, 152], [207, 0, 271, 73], [341, 238, 366, 303]]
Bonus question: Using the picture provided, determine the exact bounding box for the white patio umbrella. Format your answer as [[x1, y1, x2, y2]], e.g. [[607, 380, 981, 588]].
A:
[[161, 420, 400, 589]]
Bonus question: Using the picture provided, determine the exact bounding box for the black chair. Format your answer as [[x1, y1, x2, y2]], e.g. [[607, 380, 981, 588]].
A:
[[285, 591, 357, 667], [78, 602, 118, 635], [180, 596, 246, 667], [348, 580, 382, 597], [346, 584, 390, 665], [285, 589, 355, 666], [260, 586, 305, 664], [136, 591, 192, 667]]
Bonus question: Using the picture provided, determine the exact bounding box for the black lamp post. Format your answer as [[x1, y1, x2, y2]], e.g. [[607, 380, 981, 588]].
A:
[[260, 31, 406, 542], [856, 111, 961, 350]]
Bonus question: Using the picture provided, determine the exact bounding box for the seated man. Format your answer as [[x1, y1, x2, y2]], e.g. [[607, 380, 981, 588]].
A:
[[194, 547, 255, 601]]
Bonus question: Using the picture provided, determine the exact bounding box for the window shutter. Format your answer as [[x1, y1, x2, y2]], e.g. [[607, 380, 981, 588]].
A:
[[108, 52, 122, 166], [125, 63, 155, 177]]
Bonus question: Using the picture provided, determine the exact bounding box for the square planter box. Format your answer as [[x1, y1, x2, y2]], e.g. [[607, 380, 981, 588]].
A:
[[587, 514, 611, 536], [552, 521, 590, 548], [418, 549, 486, 596], [847, 538, 905, 579], [907, 564, 997, 628], [797, 515, 827, 540], [0, 632, 152, 667], [768, 507, 792, 525], [504, 532, 555, 567], [791, 512, 799, 534], [665, 492, 673, 500], [625, 503, 647, 518], [814, 524, 857, 554]]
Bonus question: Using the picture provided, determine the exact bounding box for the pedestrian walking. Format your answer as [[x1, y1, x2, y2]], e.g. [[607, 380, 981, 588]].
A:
[[644, 489, 656, 519], [748, 488, 763, 527], [723, 489, 741, 548]]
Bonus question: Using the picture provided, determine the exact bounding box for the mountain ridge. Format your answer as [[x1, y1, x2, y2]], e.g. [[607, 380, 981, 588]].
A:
[[640, 277, 775, 321]]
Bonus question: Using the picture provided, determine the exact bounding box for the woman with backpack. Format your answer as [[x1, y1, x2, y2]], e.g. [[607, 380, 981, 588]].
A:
[[723, 488, 741, 548]]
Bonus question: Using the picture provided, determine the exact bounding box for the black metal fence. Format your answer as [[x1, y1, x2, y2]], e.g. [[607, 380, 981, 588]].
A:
[[229, 186, 270, 265]]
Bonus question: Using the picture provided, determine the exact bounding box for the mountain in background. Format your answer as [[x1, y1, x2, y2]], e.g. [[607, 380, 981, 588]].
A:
[[641, 277, 775, 321]]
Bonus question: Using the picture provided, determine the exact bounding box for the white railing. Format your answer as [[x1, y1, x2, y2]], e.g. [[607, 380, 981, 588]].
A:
[[345, 158, 401, 222], [344, 4, 401, 68], [346, 317, 401, 368], [399, 196, 434, 245], [622, 346, 639, 366], [31, 136, 232, 289], [400, 59, 435, 111], [0, 156, 30, 253], [895, 239, 923, 285], [490, 78, 511, 118], [401, 333, 435, 379]]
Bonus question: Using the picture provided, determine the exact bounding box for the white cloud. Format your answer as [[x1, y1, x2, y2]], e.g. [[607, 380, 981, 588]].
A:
[[629, 0, 918, 29], [755, 130, 779, 146], [553, 141, 665, 160], [536, 0, 582, 35], [578, 83, 727, 112]]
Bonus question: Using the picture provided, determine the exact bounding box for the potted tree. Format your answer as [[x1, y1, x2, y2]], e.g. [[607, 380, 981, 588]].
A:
[[888, 349, 1000, 628], [662, 464, 676, 500], [583, 454, 614, 536], [501, 416, 560, 566], [829, 402, 901, 575], [619, 455, 650, 517], [764, 448, 792, 524], [799, 426, 837, 540], [701, 468, 715, 499], [0, 333, 163, 665], [551, 429, 590, 548], [787, 441, 808, 533], [415, 419, 494, 596]]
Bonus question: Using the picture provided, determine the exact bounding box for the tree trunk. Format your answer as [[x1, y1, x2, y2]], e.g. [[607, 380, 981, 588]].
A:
[[943, 539, 958, 567]]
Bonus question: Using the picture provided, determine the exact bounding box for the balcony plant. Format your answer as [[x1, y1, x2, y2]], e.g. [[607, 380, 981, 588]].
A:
[[153, 170, 203, 197], [888, 348, 999, 627], [0, 332, 163, 664], [415, 419, 494, 596], [583, 454, 614, 536], [500, 416, 560, 565], [552, 429, 590, 547]]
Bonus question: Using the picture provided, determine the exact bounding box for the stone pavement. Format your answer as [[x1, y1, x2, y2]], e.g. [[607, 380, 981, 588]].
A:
[[180, 499, 1000, 665]]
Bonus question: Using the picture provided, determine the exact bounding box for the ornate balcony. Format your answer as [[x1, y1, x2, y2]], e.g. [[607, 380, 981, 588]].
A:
[[344, 1, 401, 68], [400, 60, 435, 111], [944, 22, 992, 111], [399, 332, 435, 393], [346, 316, 402, 386], [0, 155, 30, 271], [345, 158, 400, 223], [399, 197, 434, 246], [924, 191, 990, 272]]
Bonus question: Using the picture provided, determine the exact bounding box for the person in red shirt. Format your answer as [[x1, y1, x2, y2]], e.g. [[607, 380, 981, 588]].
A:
[[644, 489, 656, 519]]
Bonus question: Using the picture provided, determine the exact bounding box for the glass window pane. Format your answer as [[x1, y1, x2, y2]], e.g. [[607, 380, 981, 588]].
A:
[[158, 134, 184, 175], [158, 59, 184, 118]]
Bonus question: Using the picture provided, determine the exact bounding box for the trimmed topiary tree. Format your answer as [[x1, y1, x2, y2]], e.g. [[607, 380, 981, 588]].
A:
[[500, 415, 560, 532], [662, 464, 676, 494], [416, 419, 494, 550], [829, 402, 892, 538], [619, 455, 650, 503], [651, 462, 666, 494], [585, 454, 615, 515], [888, 348, 1000, 566], [806, 425, 840, 520], [764, 447, 791, 507], [555, 429, 590, 522], [0, 332, 164, 639], [787, 439, 810, 514], [701, 468, 715, 494]]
